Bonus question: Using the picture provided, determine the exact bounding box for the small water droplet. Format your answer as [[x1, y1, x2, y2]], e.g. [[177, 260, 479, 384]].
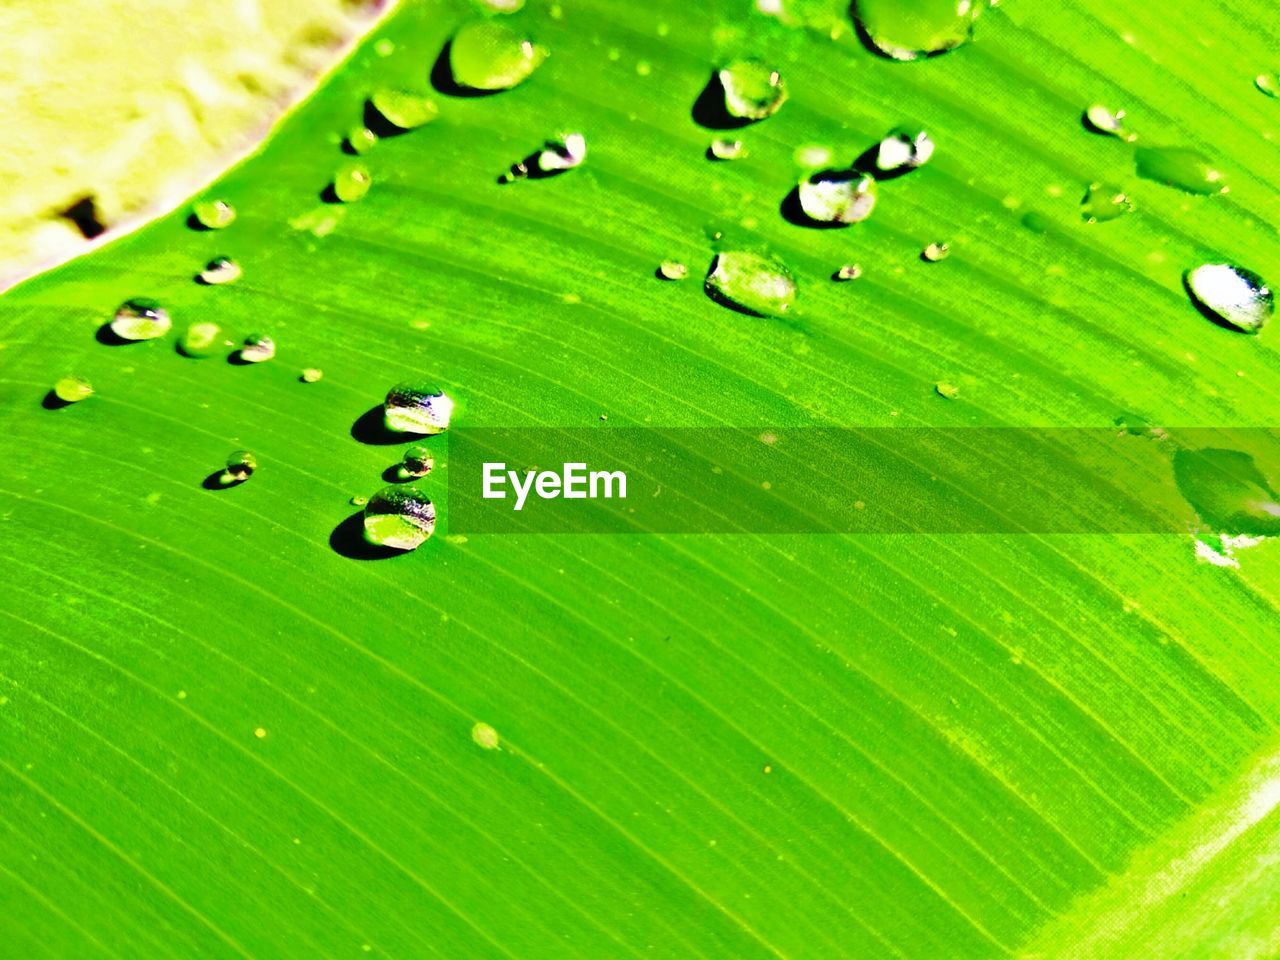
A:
[[199, 256, 241, 285], [1081, 182, 1133, 222], [708, 138, 746, 161], [402, 444, 435, 476], [111, 299, 171, 341], [1082, 104, 1135, 141], [53, 375, 93, 403], [192, 199, 236, 229], [875, 129, 934, 172], [718, 59, 787, 121], [1183, 263, 1273, 333], [368, 89, 439, 130], [363, 485, 436, 549], [300, 368, 324, 383], [658, 261, 688, 281], [449, 21, 547, 91], [349, 494, 369, 506], [797, 169, 877, 224], [1135, 146, 1226, 194], [332, 161, 372, 202], [704, 251, 797, 317], [1255, 73, 1280, 98], [239, 334, 276, 363], [346, 126, 379, 154], [832, 263, 863, 281], [178, 321, 226, 358], [385, 382, 455, 434], [921, 241, 950, 262], [535, 132, 586, 173], [1175, 447, 1280, 537], [471, 721, 501, 750], [853, 0, 987, 60], [223, 450, 258, 483], [935, 380, 959, 399]]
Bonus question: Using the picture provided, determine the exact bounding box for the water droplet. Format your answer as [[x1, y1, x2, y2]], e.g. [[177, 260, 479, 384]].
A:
[[223, 450, 258, 484], [535, 132, 586, 173], [111, 299, 171, 341], [402, 444, 435, 476], [363, 485, 436, 549], [875, 129, 934, 172], [921, 241, 950, 262], [471, 721, 501, 750], [1183, 263, 1273, 333], [178, 321, 226, 358], [718, 59, 787, 121], [853, 0, 987, 60], [199, 256, 241, 285], [239, 334, 276, 363], [832, 263, 863, 281], [935, 381, 960, 399], [1174, 447, 1280, 537], [346, 126, 379, 154], [300, 368, 324, 383], [704, 251, 797, 317], [333, 161, 372, 202], [384, 382, 454, 434], [53, 375, 93, 403], [1082, 105, 1135, 141], [449, 21, 547, 91], [368, 89, 440, 130], [1135, 146, 1227, 194], [797, 169, 877, 224], [1255, 73, 1280, 98], [708, 138, 746, 160], [658, 261, 688, 281], [1081, 181, 1133, 222], [192, 199, 236, 229], [349, 494, 369, 507]]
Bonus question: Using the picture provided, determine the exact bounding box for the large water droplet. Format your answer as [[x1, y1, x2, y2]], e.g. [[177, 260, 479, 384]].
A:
[[449, 21, 547, 91], [369, 89, 440, 130], [1183, 263, 1273, 334], [718, 59, 787, 121], [53, 375, 93, 404], [1174, 447, 1280, 537], [223, 450, 258, 484], [852, 0, 986, 60], [1135, 146, 1227, 194], [385, 382, 454, 434], [1081, 182, 1133, 222], [704, 251, 797, 317], [192, 199, 236, 229], [199, 256, 241, 285], [797, 169, 877, 224], [238, 334, 276, 363], [111, 299, 171, 341], [875, 129, 934, 173], [332, 161, 372, 202], [363, 485, 437, 549], [178, 321, 227, 358]]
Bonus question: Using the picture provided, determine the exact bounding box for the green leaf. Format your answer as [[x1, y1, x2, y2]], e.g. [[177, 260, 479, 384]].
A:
[[4, 1, 1280, 957]]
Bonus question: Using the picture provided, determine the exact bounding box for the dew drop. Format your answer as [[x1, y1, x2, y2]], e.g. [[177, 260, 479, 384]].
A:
[[239, 334, 276, 363], [384, 382, 455, 434], [921, 241, 950, 262], [53, 375, 93, 403], [223, 450, 258, 484], [852, 0, 986, 61], [1082, 104, 1134, 141], [471, 722, 501, 750], [368, 89, 439, 130], [178, 321, 227, 358], [333, 161, 372, 202], [300, 368, 324, 383], [1255, 73, 1280, 98], [199, 256, 241, 285], [1183, 263, 1273, 334], [704, 251, 797, 317], [449, 21, 547, 91], [658, 261, 688, 281], [346, 126, 379, 154], [111, 299, 171, 341], [718, 59, 787, 121], [192, 199, 236, 229], [402, 444, 435, 477], [1174, 447, 1280, 537], [875, 129, 934, 173], [708, 138, 746, 161], [797, 169, 877, 224], [1081, 182, 1133, 222], [363, 485, 436, 549], [833, 263, 863, 281], [535, 132, 586, 173], [349, 494, 368, 507], [1135, 146, 1226, 195], [935, 380, 959, 399]]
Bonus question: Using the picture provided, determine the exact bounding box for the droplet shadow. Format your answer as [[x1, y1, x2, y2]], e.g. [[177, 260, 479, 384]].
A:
[[382, 463, 411, 483], [429, 41, 500, 98], [691, 72, 754, 130], [95, 323, 133, 346], [330, 512, 406, 560], [202, 470, 243, 491], [41, 390, 73, 410], [351, 405, 404, 445]]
